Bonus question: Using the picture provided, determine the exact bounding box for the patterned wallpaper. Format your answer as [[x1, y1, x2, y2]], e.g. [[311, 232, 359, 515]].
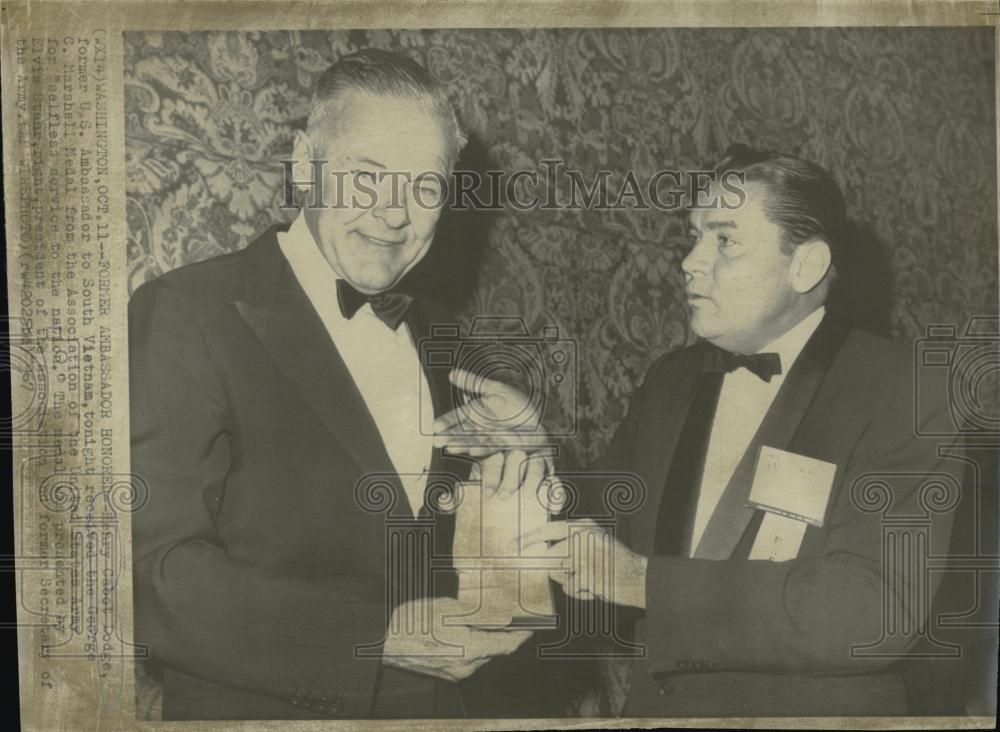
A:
[[124, 27, 997, 464], [124, 28, 998, 717]]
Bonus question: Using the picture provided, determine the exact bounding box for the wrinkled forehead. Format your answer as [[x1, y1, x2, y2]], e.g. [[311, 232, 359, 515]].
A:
[[310, 90, 453, 173]]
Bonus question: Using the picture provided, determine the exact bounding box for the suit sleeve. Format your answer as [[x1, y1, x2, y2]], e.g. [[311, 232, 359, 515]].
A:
[[641, 358, 960, 675], [129, 279, 386, 716]]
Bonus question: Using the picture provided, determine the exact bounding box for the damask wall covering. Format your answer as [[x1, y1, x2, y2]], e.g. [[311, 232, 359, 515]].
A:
[[125, 27, 998, 464], [124, 27, 998, 717]]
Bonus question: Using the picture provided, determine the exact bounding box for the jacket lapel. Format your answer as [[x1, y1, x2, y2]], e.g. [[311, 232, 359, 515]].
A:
[[233, 229, 400, 500], [692, 313, 850, 560], [629, 348, 704, 558]]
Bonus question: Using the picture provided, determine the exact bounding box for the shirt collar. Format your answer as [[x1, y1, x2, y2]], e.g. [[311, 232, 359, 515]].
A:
[[278, 210, 351, 322], [757, 305, 826, 374]]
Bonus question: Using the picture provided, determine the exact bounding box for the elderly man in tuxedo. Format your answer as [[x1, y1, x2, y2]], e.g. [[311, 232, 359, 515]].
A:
[[129, 48, 532, 720], [443, 145, 962, 716]]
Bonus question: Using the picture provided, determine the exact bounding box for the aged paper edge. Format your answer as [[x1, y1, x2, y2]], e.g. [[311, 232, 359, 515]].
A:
[[2, 1, 997, 731]]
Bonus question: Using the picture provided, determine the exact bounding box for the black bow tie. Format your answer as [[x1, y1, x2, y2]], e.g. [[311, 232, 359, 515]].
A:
[[703, 346, 783, 382], [336, 279, 413, 330]]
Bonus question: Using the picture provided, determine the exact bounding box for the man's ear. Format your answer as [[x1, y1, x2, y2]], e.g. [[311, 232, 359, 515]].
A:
[[790, 238, 832, 294]]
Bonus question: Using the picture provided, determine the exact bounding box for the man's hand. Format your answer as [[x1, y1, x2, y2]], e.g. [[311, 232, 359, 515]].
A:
[[521, 520, 648, 609], [435, 368, 556, 497], [433, 368, 551, 458], [382, 597, 533, 682], [471, 448, 552, 498]]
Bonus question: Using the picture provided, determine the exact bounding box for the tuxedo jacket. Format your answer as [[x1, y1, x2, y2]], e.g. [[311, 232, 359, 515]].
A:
[[129, 228, 471, 720], [589, 314, 962, 717]]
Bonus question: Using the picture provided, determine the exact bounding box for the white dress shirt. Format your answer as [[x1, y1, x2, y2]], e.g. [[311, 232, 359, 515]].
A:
[[278, 213, 435, 518], [688, 306, 826, 555]]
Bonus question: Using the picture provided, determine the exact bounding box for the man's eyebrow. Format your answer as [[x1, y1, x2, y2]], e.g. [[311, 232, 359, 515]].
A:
[[703, 219, 737, 231], [353, 156, 386, 169], [416, 160, 449, 180]]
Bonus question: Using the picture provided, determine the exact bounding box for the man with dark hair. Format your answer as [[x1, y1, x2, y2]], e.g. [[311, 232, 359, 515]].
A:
[[129, 48, 530, 720], [446, 145, 962, 716]]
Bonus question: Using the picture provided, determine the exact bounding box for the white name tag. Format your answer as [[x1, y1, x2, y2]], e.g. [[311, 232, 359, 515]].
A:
[[747, 446, 837, 561]]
